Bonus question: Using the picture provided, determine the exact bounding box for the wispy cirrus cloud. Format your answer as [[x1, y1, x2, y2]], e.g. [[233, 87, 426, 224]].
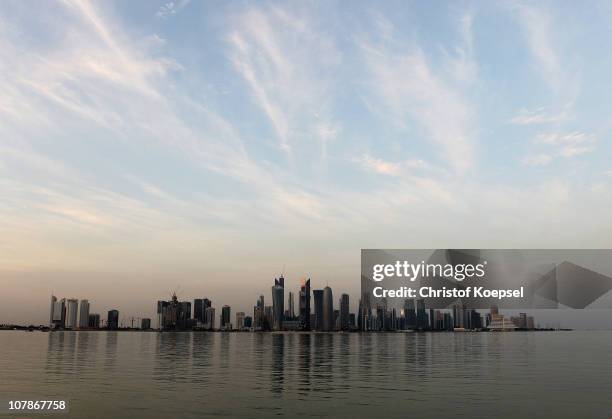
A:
[[0, 0, 347, 270], [522, 131, 595, 166], [156, 0, 191, 19], [510, 104, 572, 125], [227, 5, 340, 158], [358, 14, 477, 175], [354, 154, 435, 177], [513, 3, 579, 99]]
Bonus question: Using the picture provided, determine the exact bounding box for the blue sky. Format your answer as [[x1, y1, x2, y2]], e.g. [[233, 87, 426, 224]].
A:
[[2, 1, 612, 324]]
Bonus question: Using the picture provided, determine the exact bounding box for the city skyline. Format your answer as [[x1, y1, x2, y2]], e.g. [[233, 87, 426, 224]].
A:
[[3, 268, 612, 329], [41, 282, 541, 332], [3, 1, 612, 328], [1, 271, 594, 332]]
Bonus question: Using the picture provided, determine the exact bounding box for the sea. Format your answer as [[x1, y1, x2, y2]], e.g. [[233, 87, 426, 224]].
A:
[[1, 331, 610, 418]]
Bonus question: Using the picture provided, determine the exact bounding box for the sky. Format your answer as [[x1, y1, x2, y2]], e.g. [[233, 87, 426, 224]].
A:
[[2, 0, 612, 326]]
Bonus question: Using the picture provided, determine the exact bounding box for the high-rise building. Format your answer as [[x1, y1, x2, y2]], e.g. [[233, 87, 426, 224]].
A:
[[205, 307, 216, 330], [322, 286, 334, 331], [244, 316, 252, 329], [178, 301, 192, 329], [334, 309, 340, 330], [157, 300, 167, 329], [65, 299, 79, 329], [51, 297, 65, 329], [288, 292, 295, 319], [429, 309, 435, 331], [264, 306, 273, 329], [158, 293, 193, 331], [49, 295, 57, 326], [88, 313, 100, 329], [221, 305, 231, 330], [78, 299, 90, 329], [272, 276, 284, 331], [254, 295, 264, 330], [141, 318, 151, 330], [299, 278, 311, 330], [194, 298, 212, 324], [360, 293, 372, 331], [194, 299, 204, 323], [453, 304, 462, 328], [339, 293, 349, 331], [403, 299, 416, 330], [313, 289, 324, 330], [416, 298, 428, 330], [236, 312, 245, 330], [107, 310, 119, 330]]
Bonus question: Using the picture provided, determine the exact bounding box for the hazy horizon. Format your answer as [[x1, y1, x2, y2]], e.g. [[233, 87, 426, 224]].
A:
[[2, 1, 612, 326]]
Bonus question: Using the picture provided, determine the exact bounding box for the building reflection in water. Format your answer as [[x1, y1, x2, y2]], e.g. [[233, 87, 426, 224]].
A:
[[104, 331, 118, 370], [153, 332, 192, 384], [296, 333, 312, 396], [75, 331, 98, 371], [46, 331, 77, 377], [270, 334, 285, 394], [311, 333, 334, 394], [190, 332, 214, 385]]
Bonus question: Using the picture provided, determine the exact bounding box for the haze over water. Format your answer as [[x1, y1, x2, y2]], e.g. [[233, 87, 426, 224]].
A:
[[1, 331, 611, 418]]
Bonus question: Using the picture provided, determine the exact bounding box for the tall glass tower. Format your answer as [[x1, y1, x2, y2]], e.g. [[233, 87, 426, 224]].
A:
[[322, 286, 334, 331], [299, 278, 311, 330], [271, 276, 284, 331]]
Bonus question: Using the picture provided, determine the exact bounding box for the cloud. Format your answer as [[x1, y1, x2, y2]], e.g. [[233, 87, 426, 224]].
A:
[[358, 15, 477, 175], [227, 5, 340, 158], [522, 153, 553, 167], [156, 0, 191, 19], [444, 12, 478, 84], [354, 154, 431, 177], [0, 0, 352, 270], [510, 104, 571, 125], [513, 3, 579, 99], [522, 131, 595, 166]]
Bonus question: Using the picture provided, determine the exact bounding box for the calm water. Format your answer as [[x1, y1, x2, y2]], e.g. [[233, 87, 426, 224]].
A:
[[1, 331, 611, 418]]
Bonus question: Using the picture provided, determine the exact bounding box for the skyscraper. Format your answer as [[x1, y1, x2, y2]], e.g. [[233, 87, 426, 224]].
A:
[[158, 293, 193, 331], [194, 299, 204, 323], [88, 313, 100, 329], [178, 301, 192, 329], [221, 305, 231, 330], [313, 289, 323, 330], [322, 286, 334, 331], [299, 278, 311, 330], [49, 295, 56, 326], [107, 310, 119, 330], [271, 276, 284, 331], [403, 299, 416, 330], [50, 297, 65, 329], [141, 318, 151, 329], [416, 298, 428, 330], [205, 307, 216, 330], [236, 312, 245, 330], [65, 299, 78, 329], [360, 293, 372, 331], [288, 291, 295, 319], [339, 293, 349, 331], [194, 298, 211, 324], [78, 299, 90, 329], [253, 295, 264, 330]]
